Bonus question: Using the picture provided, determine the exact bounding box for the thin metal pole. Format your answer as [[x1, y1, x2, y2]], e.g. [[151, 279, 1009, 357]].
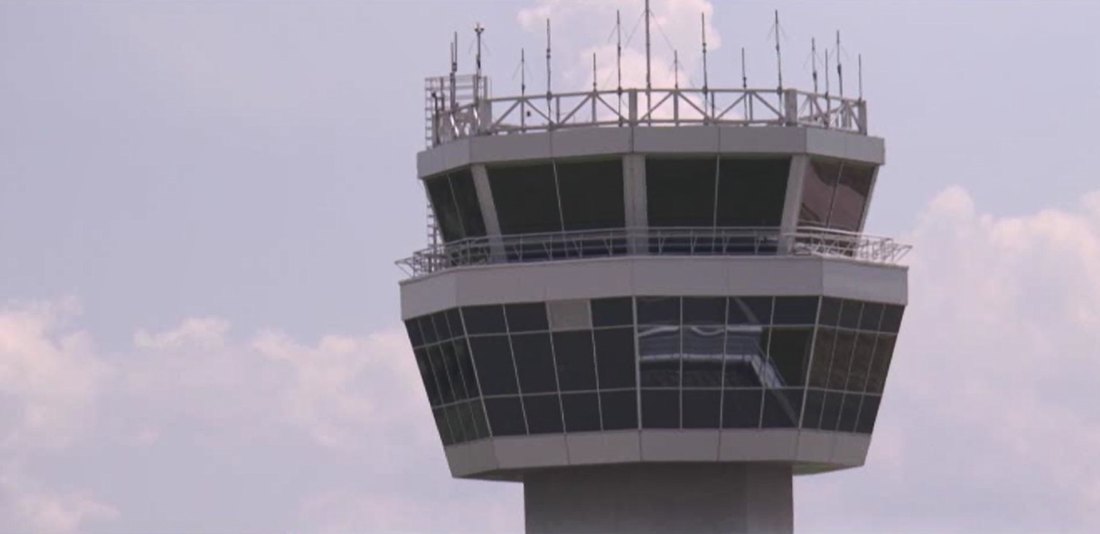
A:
[[774, 10, 783, 92], [836, 31, 844, 99], [474, 23, 484, 106], [546, 19, 552, 123], [858, 53, 863, 101], [811, 38, 819, 93], [702, 13, 710, 119], [616, 9, 623, 118], [645, 0, 652, 123]]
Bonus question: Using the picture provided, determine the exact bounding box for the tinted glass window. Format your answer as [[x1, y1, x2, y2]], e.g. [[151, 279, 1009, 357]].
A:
[[445, 309, 465, 337], [880, 305, 905, 333], [716, 158, 789, 227], [552, 331, 597, 391], [462, 305, 507, 334], [728, 297, 772, 325], [819, 298, 842, 326], [439, 343, 468, 400], [683, 297, 726, 324], [639, 325, 680, 387], [724, 330, 767, 387], [414, 348, 442, 406], [594, 328, 637, 389], [682, 389, 722, 429], [847, 333, 876, 392], [762, 388, 803, 428], [856, 395, 881, 434], [642, 389, 680, 429], [828, 330, 857, 391], [802, 389, 824, 429], [452, 403, 477, 442], [418, 316, 438, 344], [637, 296, 680, 325], [561, 392, 602, 432], [505, 303, 549, 332], [799, 159, 841, 227], [556, 159, 626, 230], [444, 404, 469, 443], [468, 335, 518, 395], [426, 174, 464, 242], [449, 169, 487, 237], [646, 158, 717, 227], [600, 391, 638, 430], [432, 312, 452, 341], [470, 400, 490, 439], [859, 302, 884, 331], [682, 326, 725, 387], [767, 328, 813, 387], [866, 334, 896, 393], [405, 320, 424, 347], [838, 393, 862, 432], [512, 333, 558, 394], [548, 299, 591, 331], [489, 163, 562, 234], [771, 297, 819, 325], [484, 397, 527, 436], [838, 300, 863, 330], [428, 346, 455, 404], [591, 297, 633, 327], [820, 391, 843, 431], [433, 407, 455, 445], [831, 163, 874, 231], [523, 394, 564, 434], [722, 389, 763, 428], [807, 328, 836, 389]]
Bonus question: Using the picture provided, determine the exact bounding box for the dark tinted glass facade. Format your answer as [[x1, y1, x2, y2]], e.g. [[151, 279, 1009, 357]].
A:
[[648, 157, 789, 228], [425, 169, 487, 243], [798, 159, 877, 232], [405, 295, 903, 446]]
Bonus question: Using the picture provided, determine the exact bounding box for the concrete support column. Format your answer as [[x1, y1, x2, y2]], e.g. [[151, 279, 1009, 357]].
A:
[[622, 154, 647, 254], [524, 463, 793, 534], [471, 164, 506, 261]]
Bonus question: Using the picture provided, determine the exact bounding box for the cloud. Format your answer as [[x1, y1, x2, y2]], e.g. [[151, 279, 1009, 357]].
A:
[[797, 186, 1100, 532]]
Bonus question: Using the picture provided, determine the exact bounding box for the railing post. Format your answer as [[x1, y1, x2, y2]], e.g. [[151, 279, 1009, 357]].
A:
[[783, 89, 799, 126]]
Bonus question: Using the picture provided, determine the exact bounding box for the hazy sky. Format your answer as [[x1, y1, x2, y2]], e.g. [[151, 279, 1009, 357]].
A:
[[1, 1, 1099, 532]]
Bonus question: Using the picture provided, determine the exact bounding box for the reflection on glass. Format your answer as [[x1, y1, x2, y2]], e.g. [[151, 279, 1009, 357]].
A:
[[682, 325, 724, 387], [639, 325, 681, 387], [724, 328, 768, 387]]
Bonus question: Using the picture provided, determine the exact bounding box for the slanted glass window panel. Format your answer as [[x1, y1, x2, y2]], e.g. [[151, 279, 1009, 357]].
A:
[[799, 160, 841, 227], [453, 403, 477, 442], [512, 333, 558, 394], [856, 395, 881, 434], [468, 400, 490, 439], [642, 389, 680, 429], [859, 302, 885, 332], [683, 297, 726, 325], [449, 169, 487, 237], [637, 296, 680, 325], [445, 309, 465, 338], [802, 389, 825, 429], [771, 297, 819, 325], [594, 328, 637, 389], [728, 297, 772, 325], [428, 346, 455, 404], [548, 299, 592, 331], [838, 393, 862, 432], [819, 298, 842, 327], [866, 334, 896, 393], [831, 163, 875, 231], [591, 297, 633, 327], [639, 325, 681, 387], [414, 348, 442, 406], [462, 305, 507, 334], [808, 328, 837, 389], [847, 333, 876, 392], [505, 303, 549, 332], [838, 299, 863, 330], [646, 158, 718, 227], [454, 340, 480, 397], [682, 389, 722, 429], [600, 390, 638, 430], [405, 320, 424, 347], [523, 394, 564, 434], [444, 404, 468, 443], [722, 389, 763, 428], [716, 158, 790, 227], [418, 316, 439, 344], [484, 396, 527, 436], [820, 391, 843, 431], [723, 329, 767, 387], [561, 392, 602, 432], [553, 331, 598, 391], [434, 407, 455, 445], [682, 325, 724, 387], [426, 174, 464, 242], [828, 330, 857, 391], [767, 328, 814, 387], [432, 312, 453, 341], [880, 305, 905, 333], [469, 335, 519, 396], [439, 342, 469, 400], [762, 388, 803, 428], [556, 159, 626, 230], [488, 163, 562, 235]]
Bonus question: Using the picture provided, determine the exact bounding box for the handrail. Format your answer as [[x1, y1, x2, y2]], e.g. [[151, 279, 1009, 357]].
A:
[[396, 227, 909, 279], [427, 87, 867, 147]]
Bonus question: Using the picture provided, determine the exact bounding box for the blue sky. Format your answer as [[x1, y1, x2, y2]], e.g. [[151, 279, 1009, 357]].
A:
[[1, 1, 1099, 532]]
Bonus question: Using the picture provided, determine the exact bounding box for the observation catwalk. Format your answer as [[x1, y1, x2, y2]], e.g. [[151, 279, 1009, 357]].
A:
[[398, 71, 909, 533]]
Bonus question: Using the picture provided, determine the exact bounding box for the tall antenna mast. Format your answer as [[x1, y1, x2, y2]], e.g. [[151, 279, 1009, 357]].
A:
[[741, 47, 748, 89], [545, 19, 552, 102], [824, 49, 831, 96], [701, 13, 709, 96], [592, 53, 598, 92], [858, 53, 863, 101], [645, 0, 652, 117], [616, 10, 623, 96], [521, 48, 527, 97], [673, 50, 680, 89], [774, 10, 783, 92], [450, 32, 458, 109], [811, 38, 819, 93], [836, 31, 844, 98], [474, 23, 485, 104]]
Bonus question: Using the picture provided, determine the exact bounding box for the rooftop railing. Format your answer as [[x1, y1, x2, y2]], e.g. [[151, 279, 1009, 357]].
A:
[[396, 227, 909, 279], [427, 87, 867, 148]]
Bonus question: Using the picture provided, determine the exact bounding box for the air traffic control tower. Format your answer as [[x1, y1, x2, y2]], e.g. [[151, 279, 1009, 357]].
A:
[[397, 21, 909, 534]]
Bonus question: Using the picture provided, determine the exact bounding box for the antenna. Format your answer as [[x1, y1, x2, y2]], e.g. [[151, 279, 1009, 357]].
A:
[[450, 32, 458, 110], [836, 31, 844, 99], [592, 53, 598, 92], [645, 0, 652, 118], [474, 23, 485, 104], [811, 38, 819, 93], [521, 48, 527, 97], [674, 50, 680, 89], [701, 13, 709, 96], [824, 49, 831, 96], [774, 10, 783, 92], [545, 19, 552, 101], [858, 53, 864, 101], [741, 47, 748, 89], [616, 9, 623, 95]]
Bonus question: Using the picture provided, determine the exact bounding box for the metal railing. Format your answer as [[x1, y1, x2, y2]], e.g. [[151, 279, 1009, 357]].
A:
[[396, 227, 909, 278], [427, 87, 867, 147]]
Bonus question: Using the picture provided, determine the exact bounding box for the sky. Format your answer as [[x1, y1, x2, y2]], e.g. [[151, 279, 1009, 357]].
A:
[[0, 0, 1098, 532]]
